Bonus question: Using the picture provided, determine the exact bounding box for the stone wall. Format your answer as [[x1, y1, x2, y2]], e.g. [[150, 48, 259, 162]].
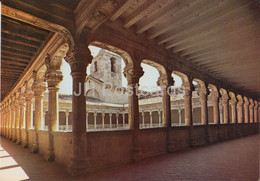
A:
[[10, 123, 259, 174]]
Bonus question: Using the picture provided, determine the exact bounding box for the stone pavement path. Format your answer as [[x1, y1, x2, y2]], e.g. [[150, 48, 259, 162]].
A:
[[0, 135, 259, 181]]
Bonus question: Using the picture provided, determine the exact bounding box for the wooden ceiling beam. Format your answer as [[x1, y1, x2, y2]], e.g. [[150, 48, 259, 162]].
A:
[[1, 53, 31, 62], [136, 0, 189, 34], [147, 0, 220, 39], [2, 29, 44, 43], [1, 72, 21, 77], [1, 67, 24, 73], [123, 0, 156, 28], [2, 16, 49, 35], [192, 48, 258, 65], [1, 49, 33, 59], [170, 13, 257, 52], [2, 33, 41, 49], [1, 63, 27, 70], [185, 39, 259, 61], [1, 55, 31, 63], [1, 59, 28, 66], [156, 0, 251, 45], [110, 0, 134, 22], [1, 40, 38, 53]]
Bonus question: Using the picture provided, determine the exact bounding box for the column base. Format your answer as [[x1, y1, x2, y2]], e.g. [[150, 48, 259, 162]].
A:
[[44, 149, 55, 161], [166, 141, 176, 153], [189, 138, 195, 148], [12, 138, 16, 143], [31, 143, 39, 153], [16, 138, 21, 145], [132, 148, 144, 162], [22, 142, 28, 148], [67, 157, 88, 176]]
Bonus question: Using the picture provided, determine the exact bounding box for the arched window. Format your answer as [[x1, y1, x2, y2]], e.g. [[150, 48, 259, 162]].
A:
[[110, 57, 116, 73], [94, 61, 98, 72]]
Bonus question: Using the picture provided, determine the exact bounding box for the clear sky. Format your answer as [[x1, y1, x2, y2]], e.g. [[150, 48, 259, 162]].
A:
[[59, 46, 182, 94]]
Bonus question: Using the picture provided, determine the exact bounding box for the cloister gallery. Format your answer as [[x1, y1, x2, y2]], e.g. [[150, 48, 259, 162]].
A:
[[0, 0, 259, 177]]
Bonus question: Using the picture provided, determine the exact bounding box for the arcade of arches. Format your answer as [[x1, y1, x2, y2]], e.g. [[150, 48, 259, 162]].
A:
[[1, 0, 259, 177]]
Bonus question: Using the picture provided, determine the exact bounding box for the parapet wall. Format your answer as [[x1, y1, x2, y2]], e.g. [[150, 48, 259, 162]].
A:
[[13, 123, 260, 174]]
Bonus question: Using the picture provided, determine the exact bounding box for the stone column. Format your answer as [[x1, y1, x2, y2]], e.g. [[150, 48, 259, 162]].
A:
[[94, 112, 97, 129], [254, 101, 258, 123], [158, 110, 162, 127], [102, 112, 105, 129], [31, 80, 46, 153], [65, 111, 69, 130], [219, 104, 223, 124], [149, 111, 152, 127], [198, 89, 209, 125], [123, 113, 126, 127], [236, 98, 243, 123], [44, 55, 63, 161], [9, 104, 14, 140], [243, 98, 249, 123], [109, 113, 112, 128], [24, 88, 34, 148], [178, 109, 182, 126], [6, 106, 10, 138], [221, 95, 229, 124], [116, 112, 119, 128], [184, 84, 193, 126], [17, 96, 26, 145], [86, 112, 89, 130], [249, 99, 254, 123], [65, 45, 92, 176], [141, 112, 145, 128], [13, 100, 20, 143], [124, 66, 144, 161], [157, 76, 173, 128], [211, 92, 220, 125], [230, 99, 237, 124]]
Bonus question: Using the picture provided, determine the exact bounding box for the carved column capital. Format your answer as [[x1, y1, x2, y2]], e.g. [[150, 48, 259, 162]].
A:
[[65, 46, 92, 77], [44, 55, 63, 88], [32, 81, 46, 97], [123, 67, 144, 85], [157, 75, 174, 88]]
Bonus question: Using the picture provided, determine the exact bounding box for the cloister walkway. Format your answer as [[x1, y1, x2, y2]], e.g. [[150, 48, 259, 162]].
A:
[[0, 135, 259, 181]]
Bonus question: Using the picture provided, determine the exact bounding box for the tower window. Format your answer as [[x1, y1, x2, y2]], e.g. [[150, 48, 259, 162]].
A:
[[94, 61, 98, 72], [110, 57, 116, 72]]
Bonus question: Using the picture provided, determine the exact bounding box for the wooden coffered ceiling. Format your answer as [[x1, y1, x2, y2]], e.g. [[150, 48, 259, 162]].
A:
[[1, 15, 52, 99], [1, 0, 260, 100]]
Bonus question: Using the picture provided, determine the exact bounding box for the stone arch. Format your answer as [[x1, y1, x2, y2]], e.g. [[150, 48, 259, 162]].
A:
[[193, 78, 206, 90], [172, 71, 189, 86], [89, 41, 134, 69], [86, 89, 100, 99], [142, 60, 167, 78]]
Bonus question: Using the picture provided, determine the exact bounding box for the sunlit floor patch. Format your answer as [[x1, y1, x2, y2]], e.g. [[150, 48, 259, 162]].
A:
[[0, 167, 29, 181], [0, 144, 29, 181], [0, 151, 10, 157]]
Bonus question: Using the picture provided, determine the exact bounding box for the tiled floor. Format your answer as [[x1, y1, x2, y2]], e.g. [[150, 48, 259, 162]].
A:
[[0, 134, 259, 181]]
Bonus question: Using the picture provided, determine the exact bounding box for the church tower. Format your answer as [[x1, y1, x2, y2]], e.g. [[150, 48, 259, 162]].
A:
[[89, 49, 122, 87]]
